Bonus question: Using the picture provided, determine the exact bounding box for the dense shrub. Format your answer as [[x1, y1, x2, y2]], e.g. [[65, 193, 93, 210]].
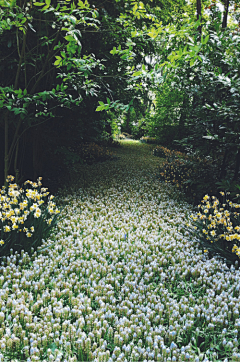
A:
[[153, 145, 185, 159], [190, 193, 240, 265], [121, 132, 134, 139], [56, 142, 115, 166], [0, 176, 61, 258], [77, 142, 114, 164], [140, 136, 159, 144], [154, 146, 220, 204], [118, 134, 126, 140], [98, 138, 121, 148], [156, 125, 180, 146]]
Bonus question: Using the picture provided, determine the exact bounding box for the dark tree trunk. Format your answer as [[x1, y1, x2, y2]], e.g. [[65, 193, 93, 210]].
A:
[[222, 0, 230, 29], [219, 148, 229, 179], [233, 149, 240, 181], [197, 0, 202, 34]]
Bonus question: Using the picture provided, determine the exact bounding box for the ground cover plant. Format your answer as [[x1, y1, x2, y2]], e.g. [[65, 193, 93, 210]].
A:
[[0, 142, 240, 361]]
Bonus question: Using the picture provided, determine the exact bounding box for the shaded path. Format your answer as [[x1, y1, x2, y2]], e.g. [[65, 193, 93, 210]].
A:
[[0, 141, 237, 362]]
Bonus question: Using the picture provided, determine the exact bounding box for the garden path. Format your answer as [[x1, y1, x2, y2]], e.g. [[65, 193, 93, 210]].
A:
[[2, 141, 237, 361]]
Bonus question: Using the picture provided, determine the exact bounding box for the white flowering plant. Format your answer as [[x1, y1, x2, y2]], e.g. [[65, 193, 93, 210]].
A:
[[0, 175, 61, 258]]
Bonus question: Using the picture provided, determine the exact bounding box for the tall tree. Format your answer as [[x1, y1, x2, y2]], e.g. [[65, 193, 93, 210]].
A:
[[197, 0, 202, 33], [222, 0, 230, 28]]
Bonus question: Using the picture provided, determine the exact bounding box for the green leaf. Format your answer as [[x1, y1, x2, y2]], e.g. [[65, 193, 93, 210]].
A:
[[107, 98, 111, 105], [190, 58, 195, 67], [133, 70, 142, 77], [96, 105, 104, 111], [65, 35, 74, 42], [45, 0, 51, 5], [54, 56, 62, 66], [33, 2, 45, 6], [49, 343, 57, 353], [203, 35, 209, 45], [110, 47, 117, 55], [28, 23, 36, 32]]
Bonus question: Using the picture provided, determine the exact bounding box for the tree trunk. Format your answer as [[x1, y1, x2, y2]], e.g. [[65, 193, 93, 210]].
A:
[[197, 0, 202, 34], [219, 148, 229, 179], [126, 110, 131, 135], [233, 149, 240, 181], [222, 0, 230, 29]]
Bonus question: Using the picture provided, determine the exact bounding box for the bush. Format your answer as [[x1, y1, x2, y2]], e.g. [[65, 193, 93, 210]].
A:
[[121, 132, 134, 139], [156, 125, 179, 146], [140, 136, 159, 144], [0, 176, 61, 258], [189, 193, 240, 265], [153, 145, 185, 159], [118, 134, 126, 140], [77, 142, 114, 164], [155, 146, 219, 204], [98, 137, 121, 148]]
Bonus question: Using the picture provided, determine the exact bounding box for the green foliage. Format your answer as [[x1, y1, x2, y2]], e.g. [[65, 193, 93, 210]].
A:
[[76, 142, 115, 164], [140, 136, 158, 144], [155, 146, 220, 203], [189, 192, 240, 265], [55, 142, 115, 166], [153, 24, 240, 182], [0, 176, 61, 258], [54, 146, 83, 166]]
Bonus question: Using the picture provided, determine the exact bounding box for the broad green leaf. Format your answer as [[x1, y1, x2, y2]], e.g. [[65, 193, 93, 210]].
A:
[[203, 35, 209, 44], [190, 58, 195, 67], [33, 2, 45, 5], [133, 70, 142, 76], [96, 105, 105, 111], [110, 47, 117, 55], [65, 35, 74, 42]]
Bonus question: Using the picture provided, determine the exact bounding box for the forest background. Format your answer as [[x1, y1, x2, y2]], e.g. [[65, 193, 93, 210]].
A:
[[0, 0, 240, 196]]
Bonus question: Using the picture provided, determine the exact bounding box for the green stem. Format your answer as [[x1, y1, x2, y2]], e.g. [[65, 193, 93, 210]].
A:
[[4, 111, 9, 186]]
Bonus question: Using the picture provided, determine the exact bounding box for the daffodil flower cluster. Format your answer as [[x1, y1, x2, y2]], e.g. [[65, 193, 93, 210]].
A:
[[0, 176, 60, 257], [0, 143, 239, 361], [190, 192, 240, 262]]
